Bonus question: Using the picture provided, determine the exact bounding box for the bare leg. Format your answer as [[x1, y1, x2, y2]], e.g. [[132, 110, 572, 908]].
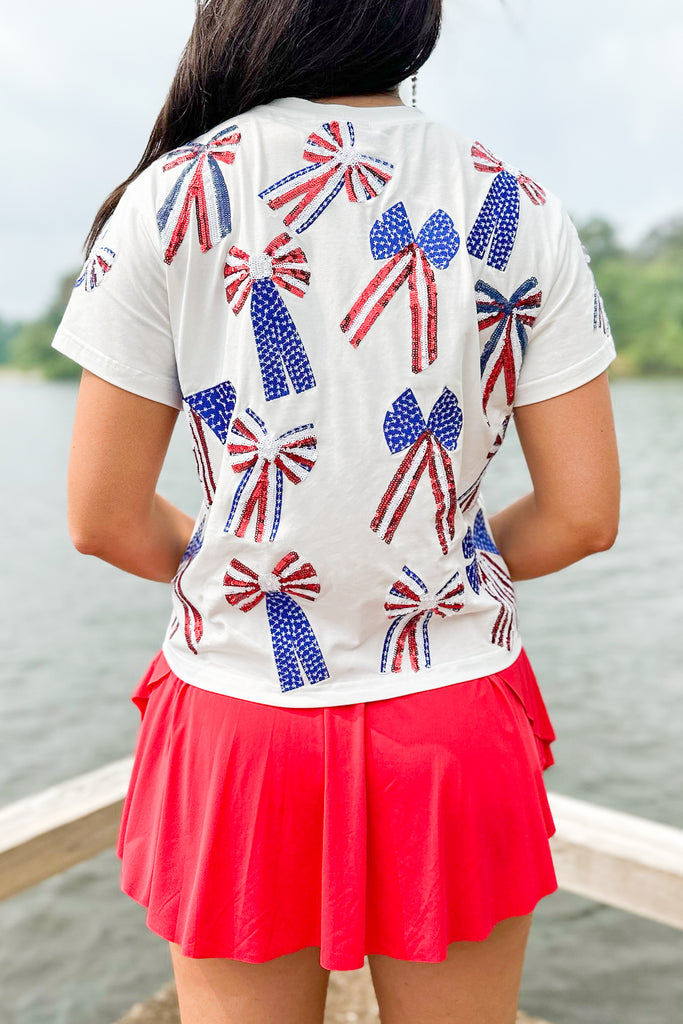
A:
[[168, 942, 330, 1024], [367, 911, 534, 1024]]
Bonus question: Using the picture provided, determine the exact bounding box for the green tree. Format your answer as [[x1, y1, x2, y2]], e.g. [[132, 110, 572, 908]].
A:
[[639, 217, 683, 264], [580, 217, 683, 376], [577, 217, 625, 266], [0, 319, 21, 363], [9, 271, 81, 379]]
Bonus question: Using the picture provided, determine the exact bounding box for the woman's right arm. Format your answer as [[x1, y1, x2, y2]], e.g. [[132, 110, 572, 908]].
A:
[[487, 370, 620, 582]]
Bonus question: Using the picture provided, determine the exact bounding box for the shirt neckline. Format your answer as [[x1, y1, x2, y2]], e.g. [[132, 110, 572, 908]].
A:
[[264, 95, 426, 124]]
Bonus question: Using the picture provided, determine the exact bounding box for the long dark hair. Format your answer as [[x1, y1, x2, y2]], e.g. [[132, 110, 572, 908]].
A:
[[84, 0, 442, 254]]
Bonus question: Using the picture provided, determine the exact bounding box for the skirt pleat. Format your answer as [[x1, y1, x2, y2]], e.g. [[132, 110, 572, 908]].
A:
[[116, 648, 558, 970]]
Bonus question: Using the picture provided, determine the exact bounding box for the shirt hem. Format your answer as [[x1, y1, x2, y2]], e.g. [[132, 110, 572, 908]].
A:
[[160, 633, 525, 708]]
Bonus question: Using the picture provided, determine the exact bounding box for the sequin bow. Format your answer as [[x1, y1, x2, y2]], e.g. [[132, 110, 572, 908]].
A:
[[75, 242, 116, 292], [462, 509, 516, 650], [381, 566, 464, 673], [467, 142, 546, 272], [157, 124, 241, 265], [341, 201, 460, 374], [169, 514, 207, 655], [259, 121, 394, 233], [476, 277, 542, 417], [225, 232, 315, 402], [372, 387, 463, 554], [183, 380, 237, 506], [224, 552, 329, 692], [459, 416, 510, 514], [225, 409, 317, 542]]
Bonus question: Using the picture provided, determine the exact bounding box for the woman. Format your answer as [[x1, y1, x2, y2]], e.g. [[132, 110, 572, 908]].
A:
[[52, 1, 621, 1022]]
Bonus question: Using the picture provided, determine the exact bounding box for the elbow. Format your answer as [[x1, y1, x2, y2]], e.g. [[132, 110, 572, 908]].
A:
[[69, 511, 138, 560], [68, 513, 114, 558], [70, 529, 106, 557], [574, 515, 620, 555], [585, 524, 619, 553]]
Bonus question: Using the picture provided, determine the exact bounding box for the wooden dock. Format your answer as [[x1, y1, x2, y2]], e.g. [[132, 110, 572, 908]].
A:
[[2, 756, 682, 1023]]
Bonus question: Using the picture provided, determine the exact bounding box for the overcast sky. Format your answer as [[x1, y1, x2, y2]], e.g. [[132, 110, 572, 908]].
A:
[[2, 0, 681, 321]]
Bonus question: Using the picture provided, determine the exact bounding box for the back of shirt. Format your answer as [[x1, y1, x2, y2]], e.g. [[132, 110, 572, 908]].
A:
[[52, 95, 616, 706]]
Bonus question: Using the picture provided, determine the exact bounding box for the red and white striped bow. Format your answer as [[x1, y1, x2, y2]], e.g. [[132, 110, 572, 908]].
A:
[[224, 551, 321, 612], [258, 121, 394, 233], [225, 409, 317, 542], [225, 232, 310, 313], [382, 566, 465, 673], [76, 241, 116, 292]]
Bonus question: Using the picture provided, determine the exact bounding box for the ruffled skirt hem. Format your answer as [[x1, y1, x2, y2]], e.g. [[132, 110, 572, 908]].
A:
[[116, 647, 558, 970]]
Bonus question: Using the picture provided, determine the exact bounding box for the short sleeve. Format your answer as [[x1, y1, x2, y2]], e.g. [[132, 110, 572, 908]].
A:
[[513, 201, 617, 407], [51, 169, 183, 409]]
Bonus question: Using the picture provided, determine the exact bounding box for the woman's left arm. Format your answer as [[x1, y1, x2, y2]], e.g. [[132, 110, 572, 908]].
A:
[[67, 369, 194, 583]]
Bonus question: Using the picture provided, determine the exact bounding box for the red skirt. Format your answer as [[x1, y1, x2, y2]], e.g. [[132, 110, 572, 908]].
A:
[[116, 648, 558, 970]]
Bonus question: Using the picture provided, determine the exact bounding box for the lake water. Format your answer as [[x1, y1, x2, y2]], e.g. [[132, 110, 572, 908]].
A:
[[1, 373, 682, 1024]]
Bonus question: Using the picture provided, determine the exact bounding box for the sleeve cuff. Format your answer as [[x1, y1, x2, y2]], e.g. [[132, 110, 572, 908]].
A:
[[513, 336, 618, 408], [51, 328, 184, 410]]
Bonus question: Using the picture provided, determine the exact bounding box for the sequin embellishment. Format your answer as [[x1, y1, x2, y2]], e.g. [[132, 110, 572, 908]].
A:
[[259, 121, 394, 233], [169, 513, 207, 654], [372, 387, 463, 554], [75, 242, 116, 291], [593, 285, 610, 335], [467, 143, 546, 271], [341, 201, 460, 373], [583, 245, 611, 336], [462, 509, 517, 650], [476, 278, 542, 418], [224, 552, 329, 692], [183, 381, 237, 505], [381, 566, 464, 672], [225, 409, 317, 542], [225, 232, 315, 401], [157, 124, 241, 265], [459, 417, 510, 514]]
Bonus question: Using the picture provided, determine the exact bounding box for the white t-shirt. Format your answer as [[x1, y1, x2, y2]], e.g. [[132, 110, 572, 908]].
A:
[[52, 95, 617, 707]]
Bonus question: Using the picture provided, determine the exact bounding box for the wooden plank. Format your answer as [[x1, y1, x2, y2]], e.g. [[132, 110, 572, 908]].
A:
[[548, 791, 683, 930], [0, 757, 133, 901], [1, 762, 683, 939]]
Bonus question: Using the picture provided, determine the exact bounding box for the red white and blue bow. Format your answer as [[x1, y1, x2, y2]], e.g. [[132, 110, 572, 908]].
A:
[[224, 551, 329, 692], [157, 124, 241, 265], [381, 565, 464, 673], [225, 232, 315, 402], [467, 142, 546, 271], [341, 201, 460, 374], [462, 509, 516, 650], [75, 241, 116, 292], [459, 416, 510, 514], [477, 277, 542, 417], [183, 380, 237, 505], [372, 387, 462, 554], [259, 121, 394, 233], [169, 514, 207, 655], [225, 408, 317, 542]]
